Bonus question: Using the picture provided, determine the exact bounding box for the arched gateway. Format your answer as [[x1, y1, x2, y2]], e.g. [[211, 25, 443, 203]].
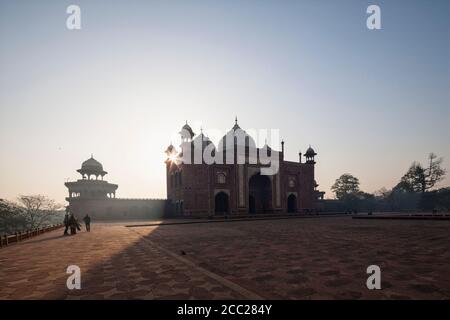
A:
[[287, 194, 297, 213], [248, 173, 272, 213], [215, 192, 229, 215]]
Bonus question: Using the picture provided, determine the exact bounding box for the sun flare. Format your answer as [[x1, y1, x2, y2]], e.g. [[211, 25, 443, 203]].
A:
[[169, 154, 178, 162]]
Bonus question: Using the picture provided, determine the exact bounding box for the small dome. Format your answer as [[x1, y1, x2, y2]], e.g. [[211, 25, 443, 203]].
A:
[[165, 144, 175, 154], [305, 146, 316, 156], [193, 133, 215, 152], [77, 155, 107, 176], [81, 155, 103, 171], [180, 121, 195, 139]]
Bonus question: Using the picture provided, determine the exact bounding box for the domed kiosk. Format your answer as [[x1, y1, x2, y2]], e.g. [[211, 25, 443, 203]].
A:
[[77, 155, 108, 180], [65, 156, 166, 219], [66, 155, 117, 199]]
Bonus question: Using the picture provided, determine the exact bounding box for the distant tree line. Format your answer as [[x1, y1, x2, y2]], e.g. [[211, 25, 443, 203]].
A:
[[0, 195, 63, 235], [325, 153, 449, 213]]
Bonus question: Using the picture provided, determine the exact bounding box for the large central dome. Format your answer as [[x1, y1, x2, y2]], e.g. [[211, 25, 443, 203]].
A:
[[217, 118, 256, 151]]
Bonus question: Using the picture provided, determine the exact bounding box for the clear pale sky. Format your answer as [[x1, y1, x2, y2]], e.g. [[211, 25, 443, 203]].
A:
[[1, 0, 449, 204]]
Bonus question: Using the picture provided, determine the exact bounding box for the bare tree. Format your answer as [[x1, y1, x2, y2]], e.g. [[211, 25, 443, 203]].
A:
[[424, 153, 446, 191], [0, 199, 25, 234], [395, 153, 446, 193], [17, 195, 62, 229]]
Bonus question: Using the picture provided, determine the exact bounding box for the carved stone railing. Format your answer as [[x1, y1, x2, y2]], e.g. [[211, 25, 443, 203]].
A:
[[0, 224, 64, 248]]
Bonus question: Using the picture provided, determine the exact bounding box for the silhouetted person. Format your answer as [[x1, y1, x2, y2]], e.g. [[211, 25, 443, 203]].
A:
[[69, 214, 81, 235], [63, 208, 70, 236], [83, 214, 91, 232]]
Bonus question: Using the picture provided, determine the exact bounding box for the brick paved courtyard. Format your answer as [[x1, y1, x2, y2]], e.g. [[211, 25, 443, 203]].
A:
[[1, 217, 449, 299]]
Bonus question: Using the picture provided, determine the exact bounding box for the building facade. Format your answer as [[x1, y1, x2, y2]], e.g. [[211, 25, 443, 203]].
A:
[[65, 156, 166, 220], [165, 119, 318, 217]]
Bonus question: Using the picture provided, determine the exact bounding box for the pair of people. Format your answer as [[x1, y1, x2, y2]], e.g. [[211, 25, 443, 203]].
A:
[[64, 208, 91, 235], [63, 212, 81, 235]]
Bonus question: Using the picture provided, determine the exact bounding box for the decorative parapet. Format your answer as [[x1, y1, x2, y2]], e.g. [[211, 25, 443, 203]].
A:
[[0, 224, 64, 249]]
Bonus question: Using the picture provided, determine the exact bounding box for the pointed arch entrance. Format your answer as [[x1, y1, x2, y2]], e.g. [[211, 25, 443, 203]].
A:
[[287, 194, 297, 213], [248, 173, 272, 213], [249, 195, 256, 213], [215, 192, 229, 215]]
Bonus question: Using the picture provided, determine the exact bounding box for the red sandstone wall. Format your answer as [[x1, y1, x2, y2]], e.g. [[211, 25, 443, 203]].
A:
[[166, 159, 316, 216], [67, 198, 167, 220]]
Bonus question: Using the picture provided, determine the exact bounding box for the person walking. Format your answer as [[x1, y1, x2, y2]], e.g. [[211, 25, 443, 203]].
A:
[[63, 208, 70, 236], [83, 214, 91, 232], [69, 214, 81, 235]]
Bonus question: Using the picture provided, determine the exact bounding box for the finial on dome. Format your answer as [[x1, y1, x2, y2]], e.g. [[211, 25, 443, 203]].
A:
[[91, 153, 93, 159], [235, 116, 238, 125]]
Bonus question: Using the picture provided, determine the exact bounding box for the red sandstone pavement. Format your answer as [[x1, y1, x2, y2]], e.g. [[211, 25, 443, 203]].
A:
[[0, 217, 449, 300]]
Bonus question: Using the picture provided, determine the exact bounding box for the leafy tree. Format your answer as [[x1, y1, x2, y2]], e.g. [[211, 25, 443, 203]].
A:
[[331, 174, 360, 200], [395, 161, 426, 193]]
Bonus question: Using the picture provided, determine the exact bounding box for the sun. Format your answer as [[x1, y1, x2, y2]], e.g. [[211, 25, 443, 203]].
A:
[[169, 154, 178, 162]]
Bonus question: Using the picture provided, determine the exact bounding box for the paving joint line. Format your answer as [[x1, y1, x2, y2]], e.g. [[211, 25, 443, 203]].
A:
[[125, 214, 352, 228], [128, 228, 264, 300]]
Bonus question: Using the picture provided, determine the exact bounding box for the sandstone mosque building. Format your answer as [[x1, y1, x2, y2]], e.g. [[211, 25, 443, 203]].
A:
[[165, 119, 320, 217], [65, 119, 322, 219]]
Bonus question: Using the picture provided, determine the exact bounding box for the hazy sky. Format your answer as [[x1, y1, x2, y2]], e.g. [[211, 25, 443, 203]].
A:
[[1, 0, 449, 204]]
